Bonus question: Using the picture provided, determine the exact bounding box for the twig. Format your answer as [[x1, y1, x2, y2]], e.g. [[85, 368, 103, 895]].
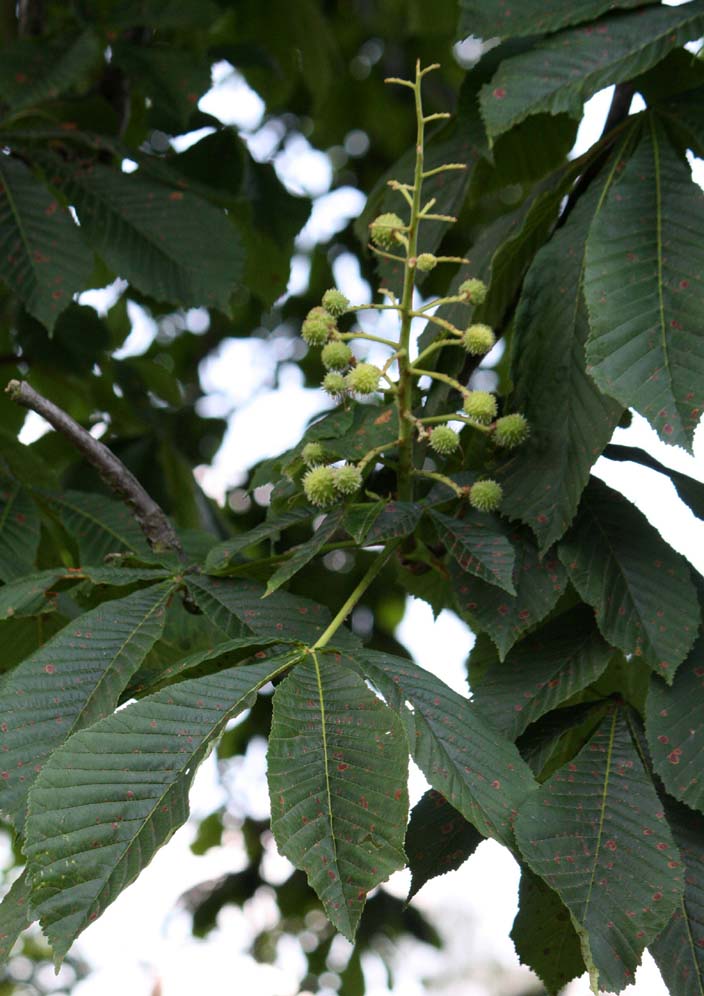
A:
[[5, 379, 183, 557]]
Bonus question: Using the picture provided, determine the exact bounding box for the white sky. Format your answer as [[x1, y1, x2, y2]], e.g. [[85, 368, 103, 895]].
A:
[[10, 43, 704, 996]]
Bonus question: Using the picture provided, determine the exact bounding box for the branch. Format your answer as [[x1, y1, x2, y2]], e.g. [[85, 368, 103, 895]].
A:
[[5, 379, 183, 557], [17, 0, 44, 35]]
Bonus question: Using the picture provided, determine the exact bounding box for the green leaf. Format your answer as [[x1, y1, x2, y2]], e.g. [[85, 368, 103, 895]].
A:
[[496, 171, 623, 552], [0, 872, 32, 964], [0, 482, 40, 582], [515, 701, 609, 779], [24, 653, 295, 962], [458, 0, 659, 41], [479, 3, 704, 141], [451, 531, 567, 659], [364, 502, 422, 545], [558, 477, 700, 681], [405, 790, 482, 901], [515, 706, 684, 993], [349, 650, 537, 848], [265, 509, 344, 596], [511, 867, 585, 995], [0, 157, 92, 331], [0, 614, 68, 681], [324, 404, 399, 462], [204, 508, 314, 574], [43, 156, 243, 312], [112, 43, 210, 131], [584, 116, 704, 449], [0, 31, 101, 111], [471, 605, 614, 739], [646, 632, 704, 814], [429, 508, 516, 594], [649, 799, 704, 996], [0, 582, 172, 830], [268, 654, 408, 942], [186, 574, 359, 649], [342, 502, 384, 545], [603, 443, 704, 521], [45, 490, 154, 563]]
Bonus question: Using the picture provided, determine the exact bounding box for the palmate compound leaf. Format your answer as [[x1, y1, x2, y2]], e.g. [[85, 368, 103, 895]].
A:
[[186, 573, 359, 649], [428, 508, 516, 594], [649, 798, 704, 996], [457, 0, 659, 42], [584, 116, 704, 450], [558, 477, 699, 682], [0, 481, 40, 582], [495, 167, 624, 553], [450, 529, 567, 659], [24, 652, 298, 963], [0, 157, 92, 331], [0, 871, 31, 963], [405, 790, 483, 901], [515, 706, 684, 993], [646, 632, 704, 814], [471, 604, 615, 740], [0, 582, 173, 831], [511, 867, 586, 995], [267, 653, 409, 942], [343, 650, 537, 848], [479, 2, 704, 142]]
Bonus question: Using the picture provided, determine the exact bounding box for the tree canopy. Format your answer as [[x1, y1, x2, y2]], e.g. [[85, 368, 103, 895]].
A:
[[0, 2, 703, 994]]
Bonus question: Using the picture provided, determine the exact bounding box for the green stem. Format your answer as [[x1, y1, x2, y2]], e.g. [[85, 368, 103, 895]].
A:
[[338, 331, 398, 349], [411, 311, 463, 336], [312, 543, 399, 650], [414, 339, 461, 368], [396, 61, 427, 502], [411, 366, 467, 395], [358, 438, 401, 472], [412, 469, 465, 498]]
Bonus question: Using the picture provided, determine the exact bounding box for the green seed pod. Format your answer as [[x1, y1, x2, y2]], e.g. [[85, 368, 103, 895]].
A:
[[303, 465, 337, 507], [469, 479, 503, 512], [322, 288, 349, 317], [334, 463, 363, 495], [415, 253, 437, 272], [302, 306, 337, 346], [301, 442, 327, 466], [321, 340, 353, 371], [463, 390, 497, 424], [369, 212, 405, 249], [458, 277, 488, 305], [429, 425, 460, 455], [462, 323, 496, 356], [346, 362, 381, 395], [322, 372, 347, 397], [494, 413, 530, 448]]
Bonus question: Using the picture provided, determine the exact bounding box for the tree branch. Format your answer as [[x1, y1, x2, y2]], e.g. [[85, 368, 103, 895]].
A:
[[5, 379, 183, 557]]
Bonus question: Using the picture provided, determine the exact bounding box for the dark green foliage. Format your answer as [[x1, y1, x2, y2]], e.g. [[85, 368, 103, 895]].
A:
[[0, 3, 701, 993]]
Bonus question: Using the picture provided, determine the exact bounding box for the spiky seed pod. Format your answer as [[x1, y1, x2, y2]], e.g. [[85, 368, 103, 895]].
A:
[[333, 463, 363, 495], [301, 442, 327, 466], [369, 212, 405, 249], [463, 390, 497, 424], [321, 340, 353, 371], [494, 413, 530, 449], [429, 425, 460, 455], [322, 288, 349, 317], [346, 362, 381, 395], [462, 323, 496, 356], [458, 277, 488, 305], [415, 253, 437, 272], [322, 372, 347, 397], [303, 465, 337, 507], [469, 479, 503, 512], [302, 306, 337, 346]]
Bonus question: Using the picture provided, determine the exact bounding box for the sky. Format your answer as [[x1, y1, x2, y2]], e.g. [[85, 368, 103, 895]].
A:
[[8, 31, 704, 996]]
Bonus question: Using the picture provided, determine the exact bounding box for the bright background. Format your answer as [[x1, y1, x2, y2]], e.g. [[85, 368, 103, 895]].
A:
[[7, 24, 704, 996]]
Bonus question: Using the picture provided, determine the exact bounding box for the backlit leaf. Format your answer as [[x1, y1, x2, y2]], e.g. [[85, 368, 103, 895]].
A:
[[0, 582, 172, 830], [268, 653, 408, 941], [0, 872, 32, 964], [25, 653, 296, 962]]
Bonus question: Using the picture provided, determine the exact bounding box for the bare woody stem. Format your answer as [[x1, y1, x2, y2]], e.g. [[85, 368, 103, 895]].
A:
[[5, 379, 183, 557]]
